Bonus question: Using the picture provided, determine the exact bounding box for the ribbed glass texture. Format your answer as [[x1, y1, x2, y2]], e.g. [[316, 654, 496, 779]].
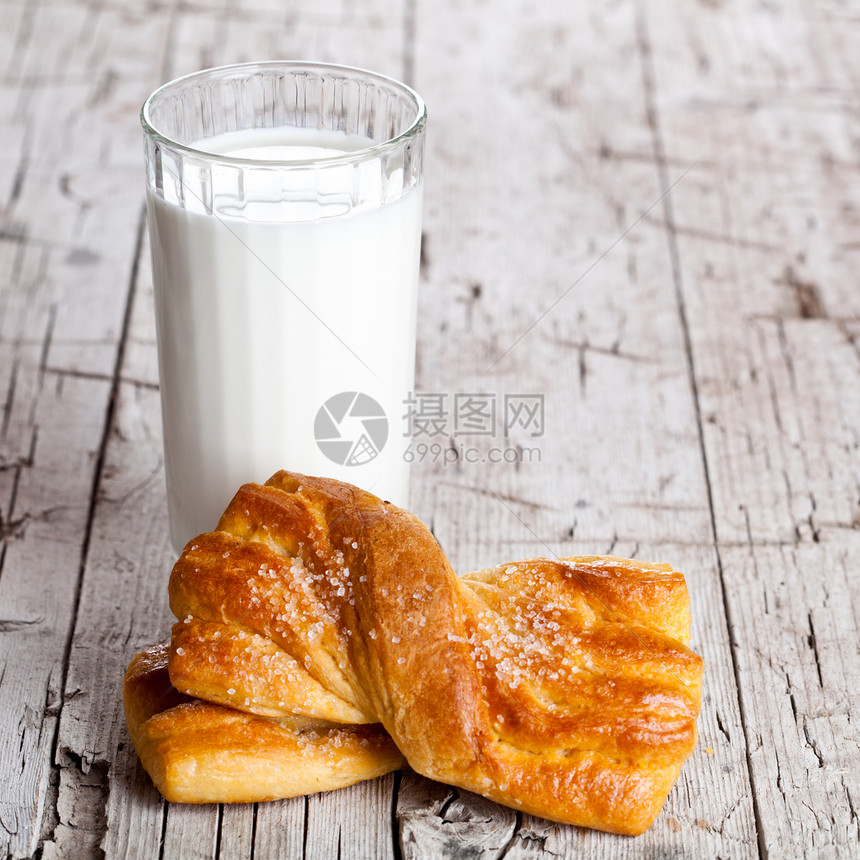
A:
[[142, 61, 426, 220]]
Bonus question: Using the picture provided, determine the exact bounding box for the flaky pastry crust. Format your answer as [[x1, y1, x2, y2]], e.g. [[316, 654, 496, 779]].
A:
[[145, 471, 704, 834], [123, 643, 404, 803]]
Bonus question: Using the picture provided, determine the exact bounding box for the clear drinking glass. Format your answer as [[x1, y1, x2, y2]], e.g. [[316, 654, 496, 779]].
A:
[[141, 62, 426, 555]]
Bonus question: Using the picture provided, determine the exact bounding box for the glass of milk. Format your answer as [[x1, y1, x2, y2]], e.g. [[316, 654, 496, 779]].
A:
[[141, 62, 426, 555]]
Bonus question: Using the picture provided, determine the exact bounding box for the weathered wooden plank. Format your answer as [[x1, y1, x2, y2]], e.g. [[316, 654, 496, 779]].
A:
[[401, 0, 756, 855], [250, 796, 305, 859], [218, 803, 256, 860], [49, 0, 412, 858], [306, 774, 398, 859], [14, 0, 858, 857], [0, 20, 144, 848], [0, 372, 110, 859], [410, 0, 712, 552], [642, 0, 860, 855], [642, 0, 860, 546], [160, 804, 220, 860], [0, 0, 171, 854], [51, 378, 175, 860], [397, 770, 518, 860], [99, 745, 165, 860], [719, 541, 860, 857]]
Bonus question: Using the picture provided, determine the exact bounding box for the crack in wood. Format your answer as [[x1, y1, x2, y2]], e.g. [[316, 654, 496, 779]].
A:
[[644, 213, 782, 252], [500, 822, 563, 859], [0, 505, 70, 544], [753, 319, 786, 440], [301, 794, 309, 860], [787, 675, 799, 724], [418, 231, 429, 277], [435, 790, 458, 822], [41, 367, 116, 385], [801, 716, 826, 770], [578, 344, 587, 394], [844, 782, 859, 830], [157, 800, 169, 860], [716, 709, 732, 745], [214, 802, 224, 860], [249, 802, 258, 860], [494, 811, 521, 860], [0, 615, 45, 632], [1, 359, 20, 445], [634, 6, 764, 859], [41, 750, 109, 860], [8, 156, 28, 212], [774, 318, 799, 404], [807, 612, 825, 688], [37, 303, 58, 392], [780, 265, 826, 320], [391, 769, 404, 860], [0, 510, 28, 542]]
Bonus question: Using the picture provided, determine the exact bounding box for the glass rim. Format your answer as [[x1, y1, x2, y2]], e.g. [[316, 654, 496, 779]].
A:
[[140, 60, 427, 169]]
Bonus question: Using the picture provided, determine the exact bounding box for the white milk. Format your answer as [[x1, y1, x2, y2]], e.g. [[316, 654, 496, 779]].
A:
[[146, 127, 422, 553]]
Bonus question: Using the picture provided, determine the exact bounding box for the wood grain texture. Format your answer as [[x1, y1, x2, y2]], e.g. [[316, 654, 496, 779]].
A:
[[406, 3, 755, 853], [1, 0, 858, 856], [0, 1, 157, 854], [642, 0, 860, 855], [34, 0, 413, 858]]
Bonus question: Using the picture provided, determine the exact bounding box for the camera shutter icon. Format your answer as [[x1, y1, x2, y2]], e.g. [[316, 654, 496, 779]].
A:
[[314, 391, 389, 466]]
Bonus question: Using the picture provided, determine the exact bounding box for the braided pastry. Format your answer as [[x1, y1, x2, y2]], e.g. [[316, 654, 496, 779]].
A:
[[125, 472, 703, 835], [124, 644, 403, 803]]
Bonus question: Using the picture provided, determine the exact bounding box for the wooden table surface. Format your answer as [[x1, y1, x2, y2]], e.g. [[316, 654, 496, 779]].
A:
[[2, 0, 859, 857]]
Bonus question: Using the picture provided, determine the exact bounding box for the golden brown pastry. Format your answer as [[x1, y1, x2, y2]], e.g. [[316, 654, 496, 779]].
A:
[[158, 472, 703, 834], [123, 643, 404, 803]]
